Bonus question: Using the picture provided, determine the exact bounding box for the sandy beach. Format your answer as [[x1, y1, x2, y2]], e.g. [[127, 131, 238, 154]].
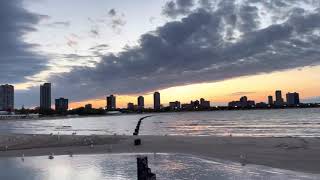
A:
[[0, 134, 319, 174]]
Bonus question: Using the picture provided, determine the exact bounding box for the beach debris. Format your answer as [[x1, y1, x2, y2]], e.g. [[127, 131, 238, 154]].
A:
[[72, 132, 77, 135], [134, 139, 141, 146], [49, 153, 54, 160], [21, 154, 25, 162], [137, 156, 156, 180], [240, 154, 247, 166], [4, 145, 8, 151], [50, 133, 53, 136]]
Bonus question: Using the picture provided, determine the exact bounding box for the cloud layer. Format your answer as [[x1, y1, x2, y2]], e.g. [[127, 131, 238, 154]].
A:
[[0, 0, 48, 83], [45, 0, 320, 102], [14, 0, 320, 106]]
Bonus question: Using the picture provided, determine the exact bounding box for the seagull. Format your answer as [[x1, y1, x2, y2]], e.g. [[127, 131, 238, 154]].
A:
[[21, 154, 25, 162], [49, 153, 54, 160], [68, 151, 73, 157], [240, 154, 247, 166]]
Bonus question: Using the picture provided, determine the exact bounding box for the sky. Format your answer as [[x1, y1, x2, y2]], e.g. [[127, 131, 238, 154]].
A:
[[1, 0, 320, 108]]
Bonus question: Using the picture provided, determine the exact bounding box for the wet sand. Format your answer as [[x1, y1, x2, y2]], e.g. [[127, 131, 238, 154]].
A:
[[0, 134, 319, 174]]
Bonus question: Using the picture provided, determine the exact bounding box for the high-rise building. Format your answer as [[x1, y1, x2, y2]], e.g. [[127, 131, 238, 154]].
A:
[[137, 96, 144, 110], [274, 90, 284, 106], [153, 92, 161, 110], [55, 98, 68, 112], [0, 84, 14, 112], [40, 83, 51, 110], [286, 92, 300, 106], [268, 96, 273, 105], [106, 95, 116, 110]]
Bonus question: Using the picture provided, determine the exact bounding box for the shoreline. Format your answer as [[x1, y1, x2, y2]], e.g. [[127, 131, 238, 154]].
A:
[[3, 107, 319, 121], [0, 134, 319, 174]]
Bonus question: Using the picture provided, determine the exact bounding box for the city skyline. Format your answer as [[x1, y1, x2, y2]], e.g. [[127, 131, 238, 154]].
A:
[[1, 82, 317, 110], [0, 0, 320, 108]]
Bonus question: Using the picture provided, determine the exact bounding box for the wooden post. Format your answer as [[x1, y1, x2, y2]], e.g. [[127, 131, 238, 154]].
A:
[[137, 156, 156, 180]]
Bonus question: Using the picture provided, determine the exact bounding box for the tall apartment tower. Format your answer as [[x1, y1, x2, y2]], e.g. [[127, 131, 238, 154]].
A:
[[55, 97, 69, 113], [137, 96, 144, 109], [153, 92, 161, 111], [106, 95, 116, 110], [286, 92, 300, 106], [40, 83, 51, 110], [274, 90, 284, 106], [0, 84, 14, 112], [268, 96, 273, 105]]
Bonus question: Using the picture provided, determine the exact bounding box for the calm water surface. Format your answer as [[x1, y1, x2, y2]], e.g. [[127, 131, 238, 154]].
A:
[[0, 153, 318, 180], [0, 108, 319, 137]]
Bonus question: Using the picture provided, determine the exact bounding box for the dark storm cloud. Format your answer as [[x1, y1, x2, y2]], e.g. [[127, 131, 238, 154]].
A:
[[0, 0, 48, 83], [162, 0, 195, 18], [18, 0, 320, 105]]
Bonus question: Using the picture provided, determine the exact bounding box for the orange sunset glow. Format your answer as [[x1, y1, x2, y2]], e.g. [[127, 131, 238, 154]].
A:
[[69, 65, 320, 109]]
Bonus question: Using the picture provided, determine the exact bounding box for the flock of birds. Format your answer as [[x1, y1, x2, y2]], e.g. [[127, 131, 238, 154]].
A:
[[1, 131, 111, 162], [3, 131, 249, 167]]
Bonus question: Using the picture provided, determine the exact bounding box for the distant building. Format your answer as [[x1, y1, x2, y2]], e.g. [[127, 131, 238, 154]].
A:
[[153, 92, 161, 110], [40, 83, 51, 110], [181, 103, 193, 110], [268, 96, 273, 105], [181, 100, 203, 110], [286, 92, 300, 106], [256, 102, 268, 108], [240, 96, 248, 107], [200, 98, 210, 109], [169, 101, 181, 110], [85, 104, 92, 109], [274, 90, 284, 106], [127, 103, 134, 111], [228, 101, 243, 108], [137, 96, 144, 110], [191, 100, 200, 109], [55, 98, 68, 112], [0, 84, 14, 112], [106, 95, 116, 110], [247, 100, 256, 107], [228, 96, 255, 108]]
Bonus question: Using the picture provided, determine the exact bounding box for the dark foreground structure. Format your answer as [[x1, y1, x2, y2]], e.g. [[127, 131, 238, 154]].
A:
[[137, 156, 156, 180]]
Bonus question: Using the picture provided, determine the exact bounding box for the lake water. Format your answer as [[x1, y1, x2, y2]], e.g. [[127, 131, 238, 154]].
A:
[[0, 153, 318, 180], [1, 108, 320, 137]]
